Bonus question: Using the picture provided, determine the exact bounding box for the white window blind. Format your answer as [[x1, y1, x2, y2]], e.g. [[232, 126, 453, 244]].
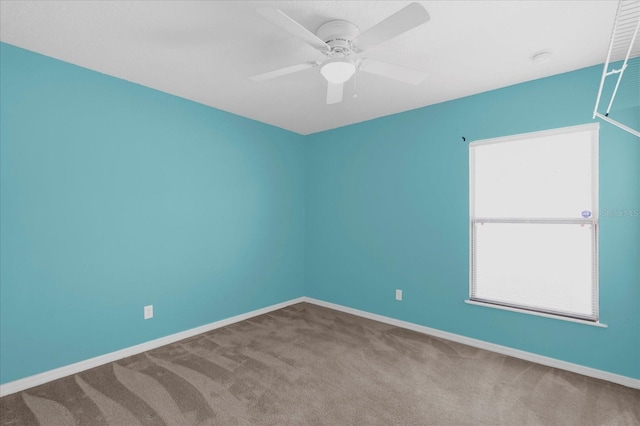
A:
[[469, 124, 599, 322]]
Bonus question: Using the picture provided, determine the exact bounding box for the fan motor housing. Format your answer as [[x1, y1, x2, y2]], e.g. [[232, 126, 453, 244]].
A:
[[316, 20, 359, 54]]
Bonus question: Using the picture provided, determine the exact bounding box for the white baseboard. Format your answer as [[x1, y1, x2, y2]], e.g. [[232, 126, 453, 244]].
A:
[[302, 297, 640, 390], [2, 296, 638, 397], [0, 297, 306, 397]]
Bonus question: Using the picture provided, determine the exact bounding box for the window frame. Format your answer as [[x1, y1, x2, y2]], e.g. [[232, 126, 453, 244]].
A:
[[468, 123, 602, 325]]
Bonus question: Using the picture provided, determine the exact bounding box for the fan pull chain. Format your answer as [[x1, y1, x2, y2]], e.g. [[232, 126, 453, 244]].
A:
[[353, 69, 358, 99]]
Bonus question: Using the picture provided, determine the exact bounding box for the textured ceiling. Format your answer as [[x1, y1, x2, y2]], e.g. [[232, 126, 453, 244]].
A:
[[0, 1, 620, 135]]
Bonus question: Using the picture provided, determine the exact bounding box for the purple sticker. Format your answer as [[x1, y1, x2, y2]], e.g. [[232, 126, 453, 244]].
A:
[[581, 210, 592, 218]]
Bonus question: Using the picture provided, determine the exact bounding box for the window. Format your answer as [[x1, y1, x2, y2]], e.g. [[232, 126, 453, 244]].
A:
[[469, 124, 599, 323]]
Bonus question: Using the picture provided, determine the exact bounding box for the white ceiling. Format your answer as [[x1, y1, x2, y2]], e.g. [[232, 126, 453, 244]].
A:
[[0, 1, 619, 135]]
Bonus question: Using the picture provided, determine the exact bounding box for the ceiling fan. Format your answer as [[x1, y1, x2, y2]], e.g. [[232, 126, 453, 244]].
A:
[[250, 2, 430, 104]]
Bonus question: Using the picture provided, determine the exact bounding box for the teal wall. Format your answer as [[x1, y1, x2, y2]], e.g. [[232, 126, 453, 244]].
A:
[[0, 43, 306, 384], [2, 42, 639, 385], [305, 65, 640, 380]]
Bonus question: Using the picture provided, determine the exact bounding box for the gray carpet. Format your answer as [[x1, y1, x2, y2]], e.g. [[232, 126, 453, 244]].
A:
[[1, 302, 639, 425]]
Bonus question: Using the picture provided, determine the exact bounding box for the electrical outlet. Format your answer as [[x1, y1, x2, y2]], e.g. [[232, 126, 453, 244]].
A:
[[144, 305, 153, 319], [395, 289, 403, 301]]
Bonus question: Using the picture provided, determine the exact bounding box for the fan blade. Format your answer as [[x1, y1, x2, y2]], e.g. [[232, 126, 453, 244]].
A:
[[352, 2, 430, 52], [250, 62, 317, 82], [326, 82, 344, 104], [257, 8, 330, 53], [359, 59, 427, 85]]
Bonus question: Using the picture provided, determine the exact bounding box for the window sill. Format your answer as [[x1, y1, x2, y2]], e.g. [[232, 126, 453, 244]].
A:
[[465, 300, 608, 328]]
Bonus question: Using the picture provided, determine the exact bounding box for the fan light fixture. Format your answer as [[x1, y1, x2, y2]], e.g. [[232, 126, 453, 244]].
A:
[[320, 60, 356, 84]]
